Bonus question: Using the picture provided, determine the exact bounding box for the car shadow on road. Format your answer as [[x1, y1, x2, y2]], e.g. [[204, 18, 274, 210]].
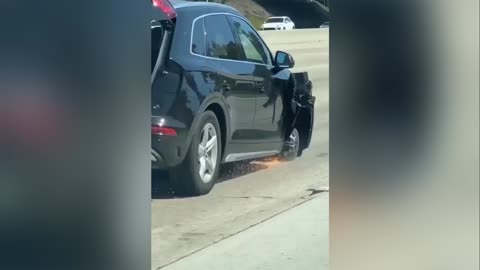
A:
[[151, 159, 272, 199], [151, 170, 175, 199]]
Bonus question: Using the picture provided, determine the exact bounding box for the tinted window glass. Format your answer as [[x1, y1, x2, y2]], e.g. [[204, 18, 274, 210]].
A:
[[204, 15, 242, 61], [230, 16, 271, 65], [267, 18, 284, 23], [192, 18, 205, 55]]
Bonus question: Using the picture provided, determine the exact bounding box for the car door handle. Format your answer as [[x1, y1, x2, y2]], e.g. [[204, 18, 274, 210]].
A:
[[222, 84, 231, 91], [255, 82, 264, 92], [205, 72, 214, 81]]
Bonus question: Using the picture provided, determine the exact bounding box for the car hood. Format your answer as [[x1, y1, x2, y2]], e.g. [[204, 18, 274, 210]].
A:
[[262, 22, 284, 28]]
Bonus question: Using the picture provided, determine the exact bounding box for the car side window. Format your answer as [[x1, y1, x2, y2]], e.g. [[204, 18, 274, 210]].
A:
[[192, 18, 206, 55], [229, 16, 271, 65], [204, 15, 243, 61]]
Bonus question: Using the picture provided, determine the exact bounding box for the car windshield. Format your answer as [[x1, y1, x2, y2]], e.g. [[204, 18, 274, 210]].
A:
[[267, 18, 284, 23]]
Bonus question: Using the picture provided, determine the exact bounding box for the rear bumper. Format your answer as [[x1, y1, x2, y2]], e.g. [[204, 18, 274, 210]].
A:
[[151, 134, 187, 169], [151, 148, 166, 169], [151, 115, 190, 170]]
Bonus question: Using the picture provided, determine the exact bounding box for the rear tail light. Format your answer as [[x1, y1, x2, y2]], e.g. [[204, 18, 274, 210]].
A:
[[152, 0, 176, 19], [151, 126, 177, 136]]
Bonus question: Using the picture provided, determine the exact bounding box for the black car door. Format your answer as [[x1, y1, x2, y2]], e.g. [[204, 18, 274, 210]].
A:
[[228, 16, 284, 144], [202, 14, 258, 145]]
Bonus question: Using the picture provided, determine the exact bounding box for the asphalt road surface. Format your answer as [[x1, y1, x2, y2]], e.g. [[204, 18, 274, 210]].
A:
[[151, 28, 329, 270], [161, 194, 329, 270]]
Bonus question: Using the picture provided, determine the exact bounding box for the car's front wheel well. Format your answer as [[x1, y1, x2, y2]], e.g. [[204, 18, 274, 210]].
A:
[[205, 103, 227, 159]]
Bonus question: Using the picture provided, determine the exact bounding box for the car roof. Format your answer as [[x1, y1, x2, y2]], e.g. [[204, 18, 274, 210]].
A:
[[152, 0, 242, 21], [170, 0, 238, 13]]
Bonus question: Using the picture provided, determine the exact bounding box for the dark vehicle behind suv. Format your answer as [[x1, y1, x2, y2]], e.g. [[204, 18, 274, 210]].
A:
[[151, 0, 315, 196]]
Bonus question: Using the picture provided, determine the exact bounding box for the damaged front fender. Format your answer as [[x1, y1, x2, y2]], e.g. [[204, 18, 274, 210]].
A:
[[284, 72, 316, 156]]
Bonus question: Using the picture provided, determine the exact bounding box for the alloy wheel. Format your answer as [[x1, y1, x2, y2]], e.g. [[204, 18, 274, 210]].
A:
[[289, 129, 299, 153], [197, 123, 218, 183]]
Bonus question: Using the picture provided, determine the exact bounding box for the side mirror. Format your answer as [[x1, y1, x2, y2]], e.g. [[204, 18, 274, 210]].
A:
[[275, 51, 295, 69]]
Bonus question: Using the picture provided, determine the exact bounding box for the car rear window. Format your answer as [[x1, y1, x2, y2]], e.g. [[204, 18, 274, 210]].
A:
[[204, 15, 242, 61]]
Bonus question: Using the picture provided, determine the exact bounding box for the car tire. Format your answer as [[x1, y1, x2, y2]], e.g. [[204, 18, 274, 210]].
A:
[[280, 128, 300, 161], [169, 111, 222, 196]]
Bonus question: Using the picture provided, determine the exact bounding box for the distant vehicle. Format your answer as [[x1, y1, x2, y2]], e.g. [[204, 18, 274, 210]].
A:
[[261, 16, 295, 31], [319, 22, 329, 29]]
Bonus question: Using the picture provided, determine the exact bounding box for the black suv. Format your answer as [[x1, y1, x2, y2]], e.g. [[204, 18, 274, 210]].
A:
[[151, 0, 315, 196]]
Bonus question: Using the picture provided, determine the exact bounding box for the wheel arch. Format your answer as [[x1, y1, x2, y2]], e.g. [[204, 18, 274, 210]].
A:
[[187, 94, 230, 161], [204, 103, 228, 160]]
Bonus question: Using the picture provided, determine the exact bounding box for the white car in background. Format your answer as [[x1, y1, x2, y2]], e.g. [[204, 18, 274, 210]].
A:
[[261, 16, 295, 31]]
